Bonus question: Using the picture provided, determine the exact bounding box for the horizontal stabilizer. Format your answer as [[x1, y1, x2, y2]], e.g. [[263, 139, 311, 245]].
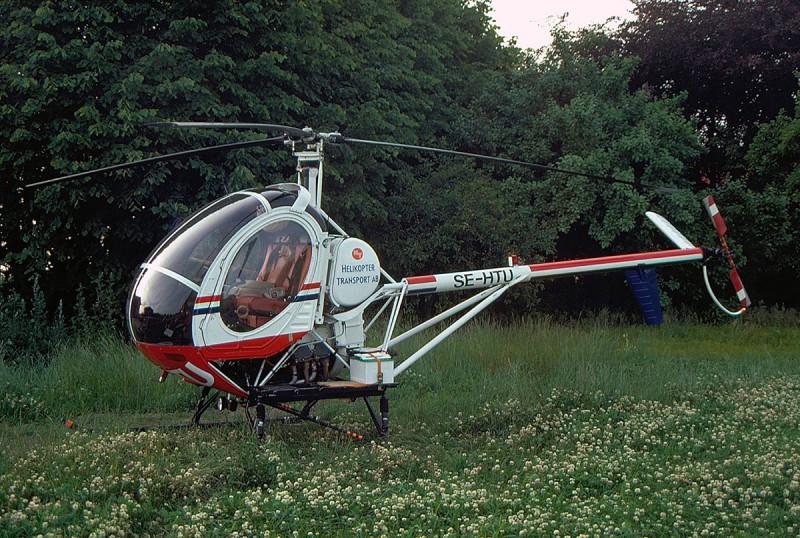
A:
[[645, 211, 696, 249]]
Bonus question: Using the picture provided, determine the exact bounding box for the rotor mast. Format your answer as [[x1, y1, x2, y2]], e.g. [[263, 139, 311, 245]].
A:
[[293, 136, 324, 209]]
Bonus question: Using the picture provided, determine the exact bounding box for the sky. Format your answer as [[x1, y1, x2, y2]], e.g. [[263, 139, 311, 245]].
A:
[[489, 0, 635, 50]]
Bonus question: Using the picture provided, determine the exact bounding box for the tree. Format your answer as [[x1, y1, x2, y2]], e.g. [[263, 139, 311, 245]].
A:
[[0, 0, 511, 321], [1, 1, 303, 311], [399, 28, 706, 314], [726, 82, 800, 306], [621, 0, 800, 185]]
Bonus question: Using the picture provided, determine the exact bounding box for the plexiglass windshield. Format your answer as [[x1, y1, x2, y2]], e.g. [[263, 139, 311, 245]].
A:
[[129, 193, 264, 345], [148, 193, 265, 285]]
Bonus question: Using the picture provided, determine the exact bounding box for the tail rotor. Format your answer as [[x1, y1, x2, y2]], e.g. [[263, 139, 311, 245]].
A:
[[702, 196, 751, 316]]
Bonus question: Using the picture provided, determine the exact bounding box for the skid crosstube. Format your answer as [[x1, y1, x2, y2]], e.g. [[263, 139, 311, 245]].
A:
[[247, 381, 397, 439]]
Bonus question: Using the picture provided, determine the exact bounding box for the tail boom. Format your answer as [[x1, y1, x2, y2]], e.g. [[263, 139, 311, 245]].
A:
[[403, 248, 704, 296]]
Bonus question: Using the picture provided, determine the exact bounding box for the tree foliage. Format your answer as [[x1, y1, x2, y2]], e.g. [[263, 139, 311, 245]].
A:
[[441, 28, 704, 313], [622, 0, 800, 184], [0, 0, 511, 315], [727, 82, 800, 306], [1, 0, 798, 348]]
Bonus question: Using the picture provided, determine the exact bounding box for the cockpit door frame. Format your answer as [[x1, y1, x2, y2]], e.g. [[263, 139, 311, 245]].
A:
[[193, 208, 327, 356]]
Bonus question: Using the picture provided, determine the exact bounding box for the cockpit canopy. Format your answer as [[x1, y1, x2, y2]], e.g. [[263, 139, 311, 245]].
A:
[[127, 185, 325, 346]]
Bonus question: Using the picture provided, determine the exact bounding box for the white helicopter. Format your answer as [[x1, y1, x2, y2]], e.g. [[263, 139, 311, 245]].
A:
[[31, 123, 750, 439]]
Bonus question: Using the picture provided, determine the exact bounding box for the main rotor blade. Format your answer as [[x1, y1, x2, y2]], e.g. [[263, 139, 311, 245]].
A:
[[151, 122, 314, 141], [339, 136, 683, 193], [26, 136, 285, 188]]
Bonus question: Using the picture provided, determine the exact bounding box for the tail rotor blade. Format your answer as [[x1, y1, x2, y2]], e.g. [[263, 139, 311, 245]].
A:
[[702, 195, 727, 237], [729, 267, 752, 308], [701, 195, 751, 311]]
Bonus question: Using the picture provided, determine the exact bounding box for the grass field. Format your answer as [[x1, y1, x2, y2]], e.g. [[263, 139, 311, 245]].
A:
[[1, 314, 799, 536]]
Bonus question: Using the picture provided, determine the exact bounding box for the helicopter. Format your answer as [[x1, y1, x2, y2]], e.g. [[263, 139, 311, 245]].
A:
[[29, 122, 750, 440]]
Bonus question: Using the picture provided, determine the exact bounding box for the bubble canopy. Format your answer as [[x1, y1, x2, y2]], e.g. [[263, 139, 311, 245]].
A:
[[127, 185, 326, 346]]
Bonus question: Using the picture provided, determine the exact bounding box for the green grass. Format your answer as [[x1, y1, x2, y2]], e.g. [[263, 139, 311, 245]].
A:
[[1, 316, 799, 536], [0, 332, 197, 423]]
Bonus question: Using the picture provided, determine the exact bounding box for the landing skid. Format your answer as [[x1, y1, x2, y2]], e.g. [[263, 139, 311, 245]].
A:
[[189, 381, 396, 440], [190, 386, 219, 426]]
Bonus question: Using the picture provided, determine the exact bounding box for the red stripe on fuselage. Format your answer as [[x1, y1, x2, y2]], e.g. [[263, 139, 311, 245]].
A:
[[527, 249, 703, 273], [204, 332, 308, 359], [405, 275, 437, 285]]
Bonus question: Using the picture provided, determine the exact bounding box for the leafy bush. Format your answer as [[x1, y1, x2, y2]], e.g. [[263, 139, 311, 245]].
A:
[[0, 276, 65, 366], [1, 266, 129, 367]]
